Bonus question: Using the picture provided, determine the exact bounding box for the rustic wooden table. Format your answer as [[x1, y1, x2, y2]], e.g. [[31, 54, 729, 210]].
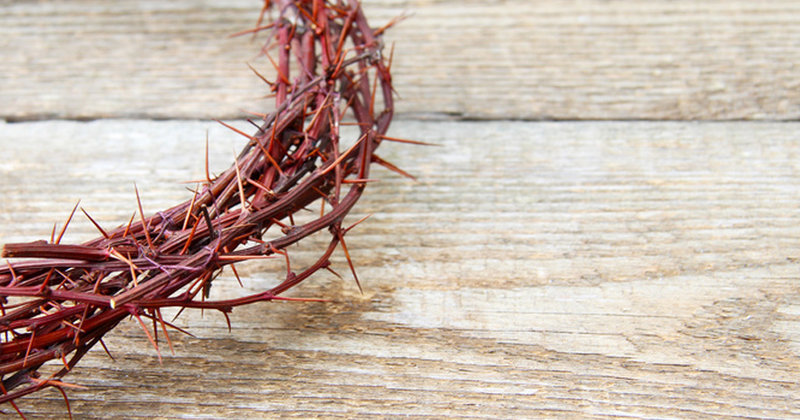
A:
[[1, 1, 799, 419]]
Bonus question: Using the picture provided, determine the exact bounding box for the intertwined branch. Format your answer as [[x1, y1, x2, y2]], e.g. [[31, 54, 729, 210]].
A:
[[0, 0, 408, 409]]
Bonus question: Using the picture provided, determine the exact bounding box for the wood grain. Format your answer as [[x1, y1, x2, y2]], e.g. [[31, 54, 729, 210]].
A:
[[1, 120, 799, 418], [2, 1, 800, 121]]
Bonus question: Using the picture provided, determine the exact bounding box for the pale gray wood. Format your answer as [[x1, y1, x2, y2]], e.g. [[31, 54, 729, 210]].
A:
[[2, 1, 800, 121], [1, 120, 799, 418]]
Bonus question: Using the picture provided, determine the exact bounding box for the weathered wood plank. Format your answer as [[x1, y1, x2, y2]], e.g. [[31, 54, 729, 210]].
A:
[[2, 1, 800, 121], [1, 120, 799, 418]]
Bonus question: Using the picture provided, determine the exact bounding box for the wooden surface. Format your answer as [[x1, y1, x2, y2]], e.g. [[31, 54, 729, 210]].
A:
[[2, 0, 800, 418], [1, 120, 799, 418], [2, 1, 800, 121]]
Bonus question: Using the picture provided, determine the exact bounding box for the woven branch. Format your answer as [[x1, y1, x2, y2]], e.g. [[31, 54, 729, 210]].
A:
[[0, 0, 401, 408]]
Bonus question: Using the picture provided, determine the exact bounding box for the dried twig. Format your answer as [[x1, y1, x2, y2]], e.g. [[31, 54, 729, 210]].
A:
[[0, 0, 403, 407]]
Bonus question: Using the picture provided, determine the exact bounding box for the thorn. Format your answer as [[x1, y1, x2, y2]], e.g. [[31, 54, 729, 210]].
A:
[[99, 338, 115, 361], [221, 245, 245, 289], [222, 311, 232, 333], [251, 0, 271, 40], [55, 201, 80, 245], [247, 177, 276, 198], [216, 120, 257, 142], [369, 67, 379, 120], [134, 184, 155, 250], [150, 314, 159, 352], [344, 214, 372, 233], [180, 179, 209, 185], [172, 276, 209, 323], [336, 228, 362, 294], [328, 47, 349, 80], [133, 311, 162, 364], [74, 305, 91, 347], [374, 13, 410, 37], [310, 186, 330, 202], [200, 205, 217, 241], [54, 384, 74, 420], [228, 22, 276, 38], [341, 178, 378, 184], [108, 248, 139, 286], [60, 317, 86, 335], [378, 134, 438, 146], [180, 216, 201, 255], [217, 254, 275, 261], [270, 217, 291, 230], [29, 377, 87, 391], [240, 109, 270, 120], [182, 184, 200, 231], [339, 121, 371, 127], [155, 308, 175, 356], [268, 244, 293, 280], [334, 10, 357, 61], [387, 42, 395, 73], [123, 212, 136, 239], [8, 399, 26, 420], [307, 93, 333, 130], [129, 266, 139, 288], [229, 261, 244, 288], [325, 264, 344, 280], [23, 329, 35, 368], [90, 272, 105, 294], [233, 153, 249, 213], [261, 116, 286, 176], [150, 313, 195, 338], [245, 118, 262, 132], [320, 133, 367, 176], [205, 131, 213, 185], [263, 145, 285, 176], [294, 5, 317, 33], [372, 154, 417, 181], [264, 50, 290, 85], [270, 296, 330, 303], [81, 207, 110, 239], [247, 62, 275, 87]]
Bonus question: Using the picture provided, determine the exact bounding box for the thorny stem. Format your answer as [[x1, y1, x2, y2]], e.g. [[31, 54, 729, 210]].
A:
[[0, 0, 405, 407]]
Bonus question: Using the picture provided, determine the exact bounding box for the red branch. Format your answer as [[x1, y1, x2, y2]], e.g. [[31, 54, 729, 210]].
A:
[[0, 0, 403, 406]]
